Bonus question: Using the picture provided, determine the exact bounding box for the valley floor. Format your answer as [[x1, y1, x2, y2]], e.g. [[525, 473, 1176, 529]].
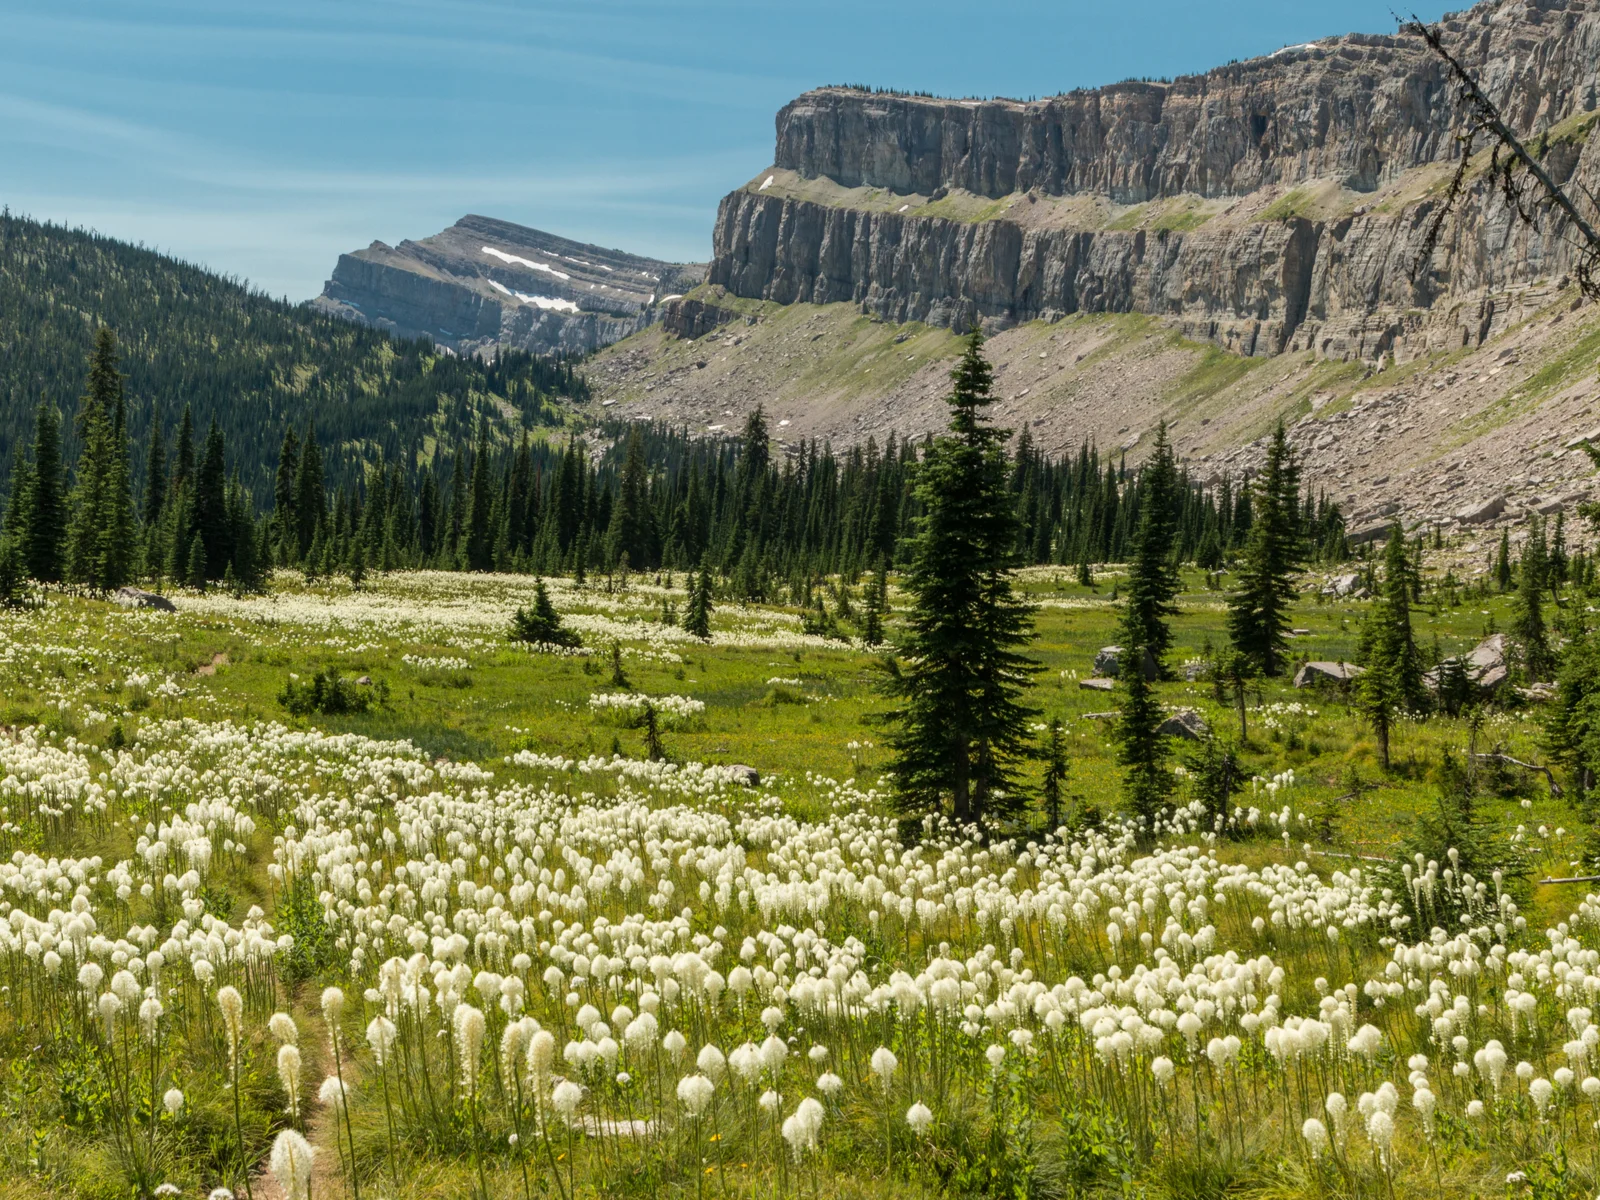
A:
[[0, 566, 1591, 1199]]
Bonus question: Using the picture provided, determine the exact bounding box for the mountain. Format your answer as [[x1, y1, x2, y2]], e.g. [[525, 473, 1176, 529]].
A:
[[312, 215, 706, 356], [593, 0, 1600, 538], [0, 212, 588, 501]]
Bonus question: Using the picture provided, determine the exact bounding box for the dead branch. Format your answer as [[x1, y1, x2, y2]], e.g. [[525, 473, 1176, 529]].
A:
[[1405, 14, 1600, 298], [1469, 751, 1563, 796]]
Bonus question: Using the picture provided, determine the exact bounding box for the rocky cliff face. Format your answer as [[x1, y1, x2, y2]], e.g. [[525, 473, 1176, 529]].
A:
[[704, 0, 1600, 362], [313, 215, 705, 356]]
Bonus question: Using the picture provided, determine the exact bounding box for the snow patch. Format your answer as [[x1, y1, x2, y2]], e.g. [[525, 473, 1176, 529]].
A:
[[759, 175, 775, 191], [519, 292, 580, 313], [481, 245, 572, 280], [487, 276, 580, 312], [897, 204, 909, 212], [659, 294, 683, 303]]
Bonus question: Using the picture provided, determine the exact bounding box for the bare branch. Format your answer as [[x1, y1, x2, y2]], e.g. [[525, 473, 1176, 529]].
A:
[[1404, 13, 1600, 297]]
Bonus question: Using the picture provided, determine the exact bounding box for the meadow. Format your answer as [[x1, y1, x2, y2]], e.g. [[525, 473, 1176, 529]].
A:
[[0, 563, 1589, 1200]]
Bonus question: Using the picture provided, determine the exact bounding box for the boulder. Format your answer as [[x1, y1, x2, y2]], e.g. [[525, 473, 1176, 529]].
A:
[[1346, 522, 1391, 545], [355, 675, 372, 686], [1425, 634, 1509, 695], [112, 587, 176, 612], [1079, 677, 1115, 692], [1293, 661, 1364, 688], [1092, 645, 1157, 681], [726, 764, 761, 787], [1158, 709, 1210, 740], [1454, 495, 1506, 525], [1324, 573, 1363, 598]]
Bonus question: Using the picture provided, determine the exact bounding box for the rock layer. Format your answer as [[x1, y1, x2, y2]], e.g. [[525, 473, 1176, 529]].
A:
[[705, 0, 1600, 361]]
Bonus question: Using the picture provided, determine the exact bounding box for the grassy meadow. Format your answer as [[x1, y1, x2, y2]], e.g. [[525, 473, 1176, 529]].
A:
[[0, 562, 1590, 1200]]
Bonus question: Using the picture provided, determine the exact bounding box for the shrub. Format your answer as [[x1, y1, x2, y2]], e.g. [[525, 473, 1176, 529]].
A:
[[278, 668, 385, 716]]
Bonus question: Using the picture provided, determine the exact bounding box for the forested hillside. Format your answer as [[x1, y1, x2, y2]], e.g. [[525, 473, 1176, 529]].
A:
[[0, 211, 587, 499]]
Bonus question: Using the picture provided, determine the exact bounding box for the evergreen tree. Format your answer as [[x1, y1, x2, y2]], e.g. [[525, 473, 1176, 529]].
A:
[[185, 531, 207, 590], [861, 561, 888, 645], [1226, 422, 1301, 676], [64, 328, 128, 589], [1512, 520, 1554, 680], [22, 401, 64, 583], [509, 580, 582, 648], [1495, 528, 1513, 592], [1115, 619, 1172, 826], [0, 536, 25, 608], [881, 331, 1039, 830], [143, 416, 167, 528], [1546, 618, 1600, 794], [1185, 735, 1244, 833], [683, 564, 714, 640], [194, 420, 230, 580], [1356, 525, 1425, 769], [1120, 422, 1182, 674], [1039, 717, 1069, 832], [292, 424, 324, 560]]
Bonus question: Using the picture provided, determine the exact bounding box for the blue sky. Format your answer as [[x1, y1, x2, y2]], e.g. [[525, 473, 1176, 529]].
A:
[[0, 1, 1450, 301]]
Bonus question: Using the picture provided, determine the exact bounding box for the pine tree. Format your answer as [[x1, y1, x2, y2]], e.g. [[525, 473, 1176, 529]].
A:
[[861, 561, 888, 645], [1356, 525, 1424, 769], [464, 426, 494, 571], [881, 331, 1039, 830], [64, 328, 128, 589], [0, 536, 25, 608], [1495, 528, 1513, 592], [1039, 717, 1069, 832], [683, 564, 713, 640], [1186, 735, 1244, 834], [293, 425, 324, 561], [1512, 520, 1553, 680], [22, 402, 64, 583], [102, 390, 136, 591], [185, 531, 207, 590], [1116, 618, 1172, 826], [1121, 422, 1182, 674], [509, 580, 581, 648], [1226, 422, 1301, 676]]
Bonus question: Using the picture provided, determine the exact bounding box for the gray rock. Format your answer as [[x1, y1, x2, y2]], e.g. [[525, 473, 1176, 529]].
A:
[[1455, 496, 1506, 525], [1294, 661, 1365, 688], [1346, 523, 1391, 545], [1079, 677, 1115, 692], [1158, 709, 1210, 740], [112, 587, 176, 612], [312, 214, 707, 357], [355, 675, 372, 686], [1092, 645, 1157, 681], [726, 764, 761, 787], [1324, 573, 1364, 598]]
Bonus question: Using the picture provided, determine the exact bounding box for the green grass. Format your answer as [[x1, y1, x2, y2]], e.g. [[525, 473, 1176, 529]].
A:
[[0, 561, 1586, 1200]]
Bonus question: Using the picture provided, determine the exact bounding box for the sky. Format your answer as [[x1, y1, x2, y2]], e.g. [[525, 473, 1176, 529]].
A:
[[0, 0, 1453, 302]]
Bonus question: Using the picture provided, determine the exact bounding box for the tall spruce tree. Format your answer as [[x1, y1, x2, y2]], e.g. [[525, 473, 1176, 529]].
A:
[[63, 329, 134, 590], [881, 331, 1038, 830], [1226, 422, 1301, 676], [683, 563, 713, 640], [1357, 525, 1425, 769], [1121, 422, 1182, 674], [1512, 519, 1554, 680], [22, 402, 65, 583], [1116, 616, 1172, 826]]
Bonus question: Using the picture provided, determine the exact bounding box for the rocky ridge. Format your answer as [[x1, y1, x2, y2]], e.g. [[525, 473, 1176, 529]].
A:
[[312, 215, 705, 356], [703, 0, 1600, 365]]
